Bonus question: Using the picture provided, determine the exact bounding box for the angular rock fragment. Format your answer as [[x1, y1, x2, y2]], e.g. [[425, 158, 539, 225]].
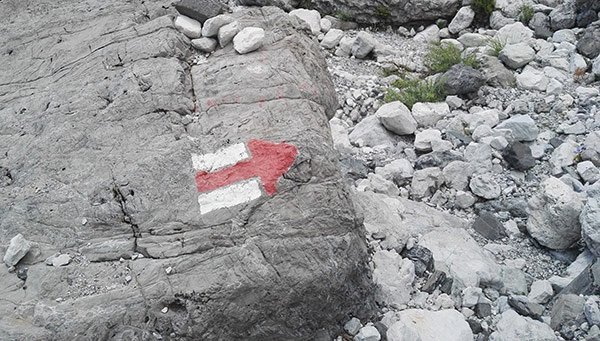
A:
[[3, 234, 32, 267], [174, 0, 223, 24]]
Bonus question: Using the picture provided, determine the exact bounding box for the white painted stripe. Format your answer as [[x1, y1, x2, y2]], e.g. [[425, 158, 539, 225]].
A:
[[191, 143, 249, 172], [198, 179, 262, 215]]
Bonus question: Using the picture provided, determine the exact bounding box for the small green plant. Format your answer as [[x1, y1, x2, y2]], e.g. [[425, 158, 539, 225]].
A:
[[375, 5, 391, 18], [487, 37, 506, 57], [424, 43, 462, 73], [385, 77, 446, 109], [463, 53, 480, 69], [471, 0, 496, 16], [380, 67, 403, 77], [334, 10, 352, 22], [424, 43, 480, 73], [519, 4, 534, 25]]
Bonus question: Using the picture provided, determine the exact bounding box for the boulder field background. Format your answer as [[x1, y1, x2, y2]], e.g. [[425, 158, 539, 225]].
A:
[[0, 1, 374, 340]]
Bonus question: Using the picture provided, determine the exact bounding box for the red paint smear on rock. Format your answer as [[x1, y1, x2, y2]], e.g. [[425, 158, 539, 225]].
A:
[[195, 140, 298, 196]]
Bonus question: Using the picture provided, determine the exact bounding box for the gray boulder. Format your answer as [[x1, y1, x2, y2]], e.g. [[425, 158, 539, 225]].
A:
[[581, 182, 600, 257], [420, 227, 501, 288], [550, 0, 577, 30], [289, 8, 321, 35], [481, 56, 517, 88], [191, 37, 218, 53], [495, 114, 539, 142], [3, 234, 32, 267], [443, 64, 485, 95], [320, 28, 344, 49], [470, 173, 502, 200], [0, 5, 373, 340], [529, 12, 553, 39], [551, 294, 586, 331], [349, 116, 397, 147], [576, 0, 600, 27], [218, 20, 240, 47], [372, 250, 415, 308], [577, 21, 600, 59], [352, 31, 377, 59], [202, 14, 234, 37], [499, 43, 535, 69], [489, 310, 556, 341], [527, 177, 584, 250], [448, 6, 475, 34], [386, 309, 473, 341], [175, 0, 224, 24], [376, 101, 417, 135], [233, 27, 265, 54], [174, 14, 202, 38]]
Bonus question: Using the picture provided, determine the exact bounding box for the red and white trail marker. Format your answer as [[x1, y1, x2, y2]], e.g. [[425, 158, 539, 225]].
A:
[[191, 139, 298, 215]]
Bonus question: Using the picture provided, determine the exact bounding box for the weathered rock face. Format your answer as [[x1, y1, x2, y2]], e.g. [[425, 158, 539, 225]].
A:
[[0, 3, 372, 340], [239, 0, 462, 25]]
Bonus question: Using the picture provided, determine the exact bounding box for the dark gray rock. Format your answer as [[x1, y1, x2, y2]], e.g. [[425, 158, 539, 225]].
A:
[[401, 245, 434, 276], [0, 167, 12, 187], [560, 260, 600, 295], [467, 319, 483, 334], [0, 4, 373, 340], [475, 301, 492, 318], [551, 294, 586, 331], [472, 211, 507, 241], [414, 151, 463, 170], [508, 295, 545, 319], [339, 156, 370, 180], [174, 0, 224, 23], [577, 21, 600, 59], [529, 12, 553, 39], [503, 141, 536, 171], [422, 270, 447, 294], [576, 0, 600, 27], [443, 64, 485, 96], [550, 0, 577, 30]]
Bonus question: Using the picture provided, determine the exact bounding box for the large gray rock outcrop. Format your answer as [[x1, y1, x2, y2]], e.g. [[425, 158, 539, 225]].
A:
[[238, 0, 462, 25], [0, 3, 373, 340]]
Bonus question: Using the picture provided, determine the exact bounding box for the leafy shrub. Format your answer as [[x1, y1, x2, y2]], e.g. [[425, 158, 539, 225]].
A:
[[487, 37, 506, 57], [424, 43, 480, 73], [519, 4, 534, 25], [384, 77, 446, 109], [471, 0, 496, 16], [375, 5, 391, 18]]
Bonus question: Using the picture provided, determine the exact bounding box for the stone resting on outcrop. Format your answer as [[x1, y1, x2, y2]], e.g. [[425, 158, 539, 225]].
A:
[[0, 1, 373, 339]]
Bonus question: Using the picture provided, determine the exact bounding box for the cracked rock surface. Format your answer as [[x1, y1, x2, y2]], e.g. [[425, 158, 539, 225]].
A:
[[0, 2, 372, 340]]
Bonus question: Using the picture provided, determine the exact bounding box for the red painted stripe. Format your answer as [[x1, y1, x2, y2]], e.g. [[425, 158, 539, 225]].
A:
[[195, 140, 298, 196]]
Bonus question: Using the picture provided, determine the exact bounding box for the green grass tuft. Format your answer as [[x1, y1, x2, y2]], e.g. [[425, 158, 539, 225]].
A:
[[424, 43, 463, 73], [462, 53, 480, 69], [487, 37, 506, 57], [385, 77, 446, 109], [519, 4, 534, 25], [424, 43, 480, 74]]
